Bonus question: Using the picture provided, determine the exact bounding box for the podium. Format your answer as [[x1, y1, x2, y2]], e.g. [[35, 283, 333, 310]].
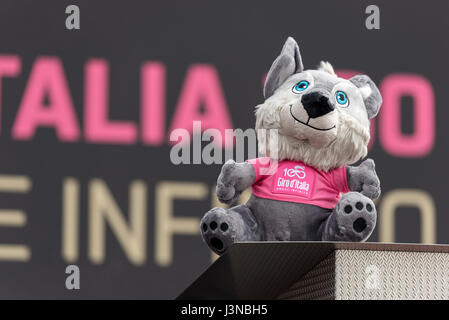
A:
[[178, 242, 449, 300]]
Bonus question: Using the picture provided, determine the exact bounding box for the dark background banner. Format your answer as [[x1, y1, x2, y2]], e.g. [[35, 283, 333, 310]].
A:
[[0, 0, 446, 299]]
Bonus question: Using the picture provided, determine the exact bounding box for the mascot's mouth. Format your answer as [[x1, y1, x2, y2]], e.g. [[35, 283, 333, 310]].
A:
[[289, 105, 336, 131]]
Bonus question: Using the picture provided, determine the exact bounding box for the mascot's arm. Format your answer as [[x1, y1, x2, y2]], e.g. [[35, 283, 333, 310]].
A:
[[216, 159, 256, 205], [346, 158, 381, 200]]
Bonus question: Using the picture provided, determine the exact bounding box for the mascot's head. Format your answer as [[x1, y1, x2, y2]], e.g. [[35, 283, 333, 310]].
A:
[[255, 37, 382, 171]]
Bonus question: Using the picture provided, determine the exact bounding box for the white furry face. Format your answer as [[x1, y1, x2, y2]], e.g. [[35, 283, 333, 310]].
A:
[[256, 67, 371, 171]]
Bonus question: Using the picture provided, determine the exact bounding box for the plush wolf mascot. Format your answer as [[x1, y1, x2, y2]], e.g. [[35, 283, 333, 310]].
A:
[[201, 37, 382, 255]]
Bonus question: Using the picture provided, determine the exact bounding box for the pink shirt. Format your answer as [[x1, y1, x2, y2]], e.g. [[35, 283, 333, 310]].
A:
[[247, 157, 349, 209]]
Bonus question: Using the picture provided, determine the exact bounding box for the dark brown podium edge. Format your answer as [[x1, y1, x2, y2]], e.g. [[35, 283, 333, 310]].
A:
[[177, 241, 449, 300]]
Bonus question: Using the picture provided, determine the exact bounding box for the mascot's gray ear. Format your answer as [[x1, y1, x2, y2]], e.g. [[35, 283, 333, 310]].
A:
[[349, 74, 382, 119], [263, 37, 304, 99]]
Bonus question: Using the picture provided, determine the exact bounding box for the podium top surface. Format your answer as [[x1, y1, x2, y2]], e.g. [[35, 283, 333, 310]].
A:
[[177, 242, 449, 300]]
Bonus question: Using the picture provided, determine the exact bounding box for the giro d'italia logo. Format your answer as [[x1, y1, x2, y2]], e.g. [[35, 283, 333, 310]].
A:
[[274, 164, 312, 197], [283, 166, 306, 179]]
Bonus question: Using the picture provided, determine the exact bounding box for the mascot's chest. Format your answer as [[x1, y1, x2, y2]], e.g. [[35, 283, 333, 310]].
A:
[[248, 158, 349, 209], [273, 162, 315, 197]]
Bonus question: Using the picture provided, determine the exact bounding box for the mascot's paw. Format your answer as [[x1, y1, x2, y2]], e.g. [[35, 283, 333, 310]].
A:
[[333, 192, 377, 241], [201, 207, 236, 255]]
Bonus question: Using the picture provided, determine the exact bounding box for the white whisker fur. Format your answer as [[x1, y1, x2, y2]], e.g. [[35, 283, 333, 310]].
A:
[[255, 98, 370, 172]]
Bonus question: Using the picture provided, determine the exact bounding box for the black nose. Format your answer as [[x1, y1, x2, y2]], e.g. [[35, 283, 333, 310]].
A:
[[301, 92, 334, 118]]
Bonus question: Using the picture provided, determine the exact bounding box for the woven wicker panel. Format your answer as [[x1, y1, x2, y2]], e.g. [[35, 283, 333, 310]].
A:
[[277, 252, 336, 300], [335, 250, 449, 300]]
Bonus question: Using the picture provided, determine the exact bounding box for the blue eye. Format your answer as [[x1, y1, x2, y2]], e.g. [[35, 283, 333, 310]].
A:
[[292, 80, 309, 93], [336, 91, 349, 106]]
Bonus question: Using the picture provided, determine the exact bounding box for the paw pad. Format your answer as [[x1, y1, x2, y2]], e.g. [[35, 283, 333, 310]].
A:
[[200, 208, 236, 254], [353, 218, 367, 233], [336, 192, 377, 240], [210, 237, 224, 251], [342, 201, 374, 217]]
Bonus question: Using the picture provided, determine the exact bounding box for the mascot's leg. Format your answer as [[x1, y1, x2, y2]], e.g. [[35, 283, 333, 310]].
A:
[[201, 205, 259, 255], [321, 192, 377, 242]]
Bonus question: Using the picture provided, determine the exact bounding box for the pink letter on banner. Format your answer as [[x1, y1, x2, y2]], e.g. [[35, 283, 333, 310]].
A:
[[141, 62, 165, 145], [12, 57, 80, 141], [380, 74, 435, 157], [169, 64, 233, 147], [0, 55, 21, 135], [85, 59, 137, 144]]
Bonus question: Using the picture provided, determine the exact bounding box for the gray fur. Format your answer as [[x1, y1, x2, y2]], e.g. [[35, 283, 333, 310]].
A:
[[349, 75, 383, 119], [321, 192, 377, 242], [216, 159, 256, 206], [201, 195, 329, 255], [346, 158, 381, 200], [263, 37, 304, 99], [247, 195, 330, 241], [201, 191, 377, 254], [200, 37, 382, 255], [201, 205, 260, 255]]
